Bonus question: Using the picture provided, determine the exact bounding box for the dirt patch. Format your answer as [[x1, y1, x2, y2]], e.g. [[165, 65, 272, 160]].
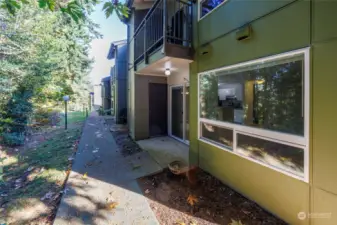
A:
[[106, 119, 143, 157], [138, 169, 287, 225]]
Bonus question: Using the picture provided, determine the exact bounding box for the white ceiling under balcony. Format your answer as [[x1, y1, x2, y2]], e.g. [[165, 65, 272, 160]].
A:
[[136, 56, 192, 77]]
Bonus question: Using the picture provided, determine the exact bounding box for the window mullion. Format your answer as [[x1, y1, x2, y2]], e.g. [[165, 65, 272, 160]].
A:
[[233, 128, 237, 153]]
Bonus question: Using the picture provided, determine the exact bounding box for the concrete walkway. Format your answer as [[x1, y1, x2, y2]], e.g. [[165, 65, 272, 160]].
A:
[[54, 112, 162, 225]]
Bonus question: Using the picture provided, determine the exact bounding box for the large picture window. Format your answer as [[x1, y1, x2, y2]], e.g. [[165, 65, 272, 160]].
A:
[[198, 49, 309, 181]]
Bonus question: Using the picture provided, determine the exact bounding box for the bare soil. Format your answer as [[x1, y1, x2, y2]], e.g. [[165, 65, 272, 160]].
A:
[[138, 169, 287, 225], [105, 118, 143, 157]]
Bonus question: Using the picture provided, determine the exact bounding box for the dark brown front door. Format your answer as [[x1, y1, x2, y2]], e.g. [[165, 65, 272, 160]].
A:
[[149, 83, 167, 137]]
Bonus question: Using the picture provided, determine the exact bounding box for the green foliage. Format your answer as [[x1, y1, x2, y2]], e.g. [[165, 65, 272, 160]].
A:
[[199, 72, 219, 120], [60, 1, 84, 23], [1, 0, 21, 15], [0, 6, 98, 145], [1, 0, 130, 22], [1, 132, 25, 146], [103, 1, 129, 19]]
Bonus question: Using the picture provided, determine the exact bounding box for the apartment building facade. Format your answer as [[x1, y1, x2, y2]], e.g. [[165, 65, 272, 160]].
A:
[[101, 76, 111, 114], [108, 40, 128, 123], [126, 0, 337, 224]]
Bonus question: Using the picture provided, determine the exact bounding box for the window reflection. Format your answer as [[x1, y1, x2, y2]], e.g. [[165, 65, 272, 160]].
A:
[[200, 56, 304, 136], [201, 122, 233, 148], [237, 133, 304, 178], [200, 0, 225, 18]]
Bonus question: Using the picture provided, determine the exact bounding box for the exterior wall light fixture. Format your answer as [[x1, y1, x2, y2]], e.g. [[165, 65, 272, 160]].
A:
[[165, 68, 171, 76]]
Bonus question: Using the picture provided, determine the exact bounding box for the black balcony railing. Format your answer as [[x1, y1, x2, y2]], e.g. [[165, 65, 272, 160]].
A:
[[133, 0, 193, 64]]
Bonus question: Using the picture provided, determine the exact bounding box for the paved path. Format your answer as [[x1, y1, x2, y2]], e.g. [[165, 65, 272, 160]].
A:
[[54, 112, 162, 225]]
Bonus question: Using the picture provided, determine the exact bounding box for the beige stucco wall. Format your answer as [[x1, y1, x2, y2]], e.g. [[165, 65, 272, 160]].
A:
[[167, 65, 189, 86], [134, 75, 167, 140]]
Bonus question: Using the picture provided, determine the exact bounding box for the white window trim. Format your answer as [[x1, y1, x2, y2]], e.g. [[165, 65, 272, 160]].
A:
[[169, 84, 190, 145], [197, 47, 310, 183], [198, 0, 228, 21]]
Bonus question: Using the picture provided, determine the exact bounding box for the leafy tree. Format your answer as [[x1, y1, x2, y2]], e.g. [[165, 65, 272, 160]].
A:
[[0, 6, 99, 145], [0, 0, 130, 22]]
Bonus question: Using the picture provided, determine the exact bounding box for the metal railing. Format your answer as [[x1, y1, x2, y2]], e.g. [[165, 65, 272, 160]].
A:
[[134, 0, 193, 64]]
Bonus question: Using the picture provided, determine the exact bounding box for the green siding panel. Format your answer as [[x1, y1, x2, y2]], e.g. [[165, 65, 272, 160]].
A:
[[197, 0, 310, 73], [312, 0, 337, 43], [189, 62, 199, 165], [198, 141, 310, 225], [312, 187, 337, 225], [198, 0, 296, 45], [312, 39, 337, 195], [136, 48, 165, 72], [188, 0, 312, 223]]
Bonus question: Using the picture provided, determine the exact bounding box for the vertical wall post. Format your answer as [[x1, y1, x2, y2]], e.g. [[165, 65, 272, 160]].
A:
[[163, 0, 167, 54], [144, 20, 148, 64], [65, 101, 68, 130]]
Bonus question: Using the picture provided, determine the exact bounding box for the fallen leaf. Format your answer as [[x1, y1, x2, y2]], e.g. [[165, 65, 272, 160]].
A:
[[176, 222, 186, 225], [145, 189, 150, 194], [26, 166, 34, 172], [132, 164, 142, 170], [53, 193, 61, 201], [82, 172, 88, 179], [15, 178, 22, 183], [187, 194, 198, 206], [228, 219, 244, 225], [106, 201, 118, 210], [190, 222, 198, 225], [41, 191, 54, 201]]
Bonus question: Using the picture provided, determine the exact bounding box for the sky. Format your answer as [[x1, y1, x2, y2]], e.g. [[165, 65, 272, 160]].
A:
[[89, 3, 127, 85], [89, 3, 127, 104]]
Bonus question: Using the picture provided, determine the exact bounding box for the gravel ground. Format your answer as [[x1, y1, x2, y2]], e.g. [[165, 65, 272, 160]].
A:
[[138, 169, 287, 225]]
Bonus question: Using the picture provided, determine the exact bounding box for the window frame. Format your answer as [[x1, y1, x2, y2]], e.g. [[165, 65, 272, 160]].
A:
[[198, 0, 228, 21], [197, 48, 310, 182]]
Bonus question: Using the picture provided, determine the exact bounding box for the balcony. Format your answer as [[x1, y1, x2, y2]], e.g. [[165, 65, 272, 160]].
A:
[[133, 0, 193, 69]]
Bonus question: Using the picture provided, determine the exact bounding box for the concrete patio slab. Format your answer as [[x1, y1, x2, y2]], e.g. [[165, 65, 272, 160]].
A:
[[137, 136, 189, 168]]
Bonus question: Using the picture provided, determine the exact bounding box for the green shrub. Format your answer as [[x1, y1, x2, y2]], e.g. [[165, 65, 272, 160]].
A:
[[2, 132, 25, 146], [33, 109, 61, 126]]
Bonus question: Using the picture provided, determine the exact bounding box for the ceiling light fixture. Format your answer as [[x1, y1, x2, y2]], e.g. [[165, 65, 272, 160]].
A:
[[165, 68, 171, 76]]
